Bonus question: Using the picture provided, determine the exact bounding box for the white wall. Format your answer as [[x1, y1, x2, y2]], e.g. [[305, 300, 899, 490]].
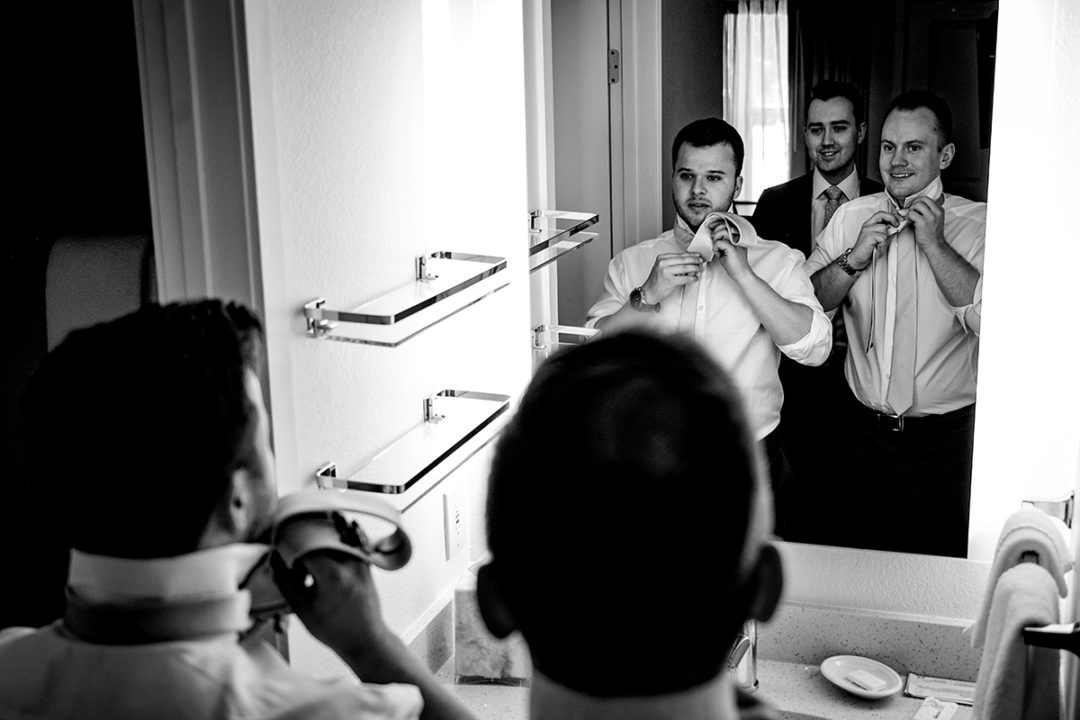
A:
[[244, 0, 531, 677]]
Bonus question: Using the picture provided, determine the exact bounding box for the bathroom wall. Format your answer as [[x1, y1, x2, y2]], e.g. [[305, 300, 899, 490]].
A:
[[243, 0, 532, 676]]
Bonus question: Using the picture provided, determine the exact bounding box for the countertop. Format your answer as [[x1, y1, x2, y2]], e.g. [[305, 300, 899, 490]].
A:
[[447, 660, 973, 720]]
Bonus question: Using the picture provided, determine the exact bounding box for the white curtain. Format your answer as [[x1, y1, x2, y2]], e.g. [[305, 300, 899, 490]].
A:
[[723, 0, 789, 203]]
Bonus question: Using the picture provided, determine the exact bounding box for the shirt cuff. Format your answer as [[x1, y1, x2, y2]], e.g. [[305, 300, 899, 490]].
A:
[[777, 304, 832, 366], [949, 275, 982, 335]]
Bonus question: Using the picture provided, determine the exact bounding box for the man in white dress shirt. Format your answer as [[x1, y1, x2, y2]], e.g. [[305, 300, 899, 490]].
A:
[[586, 117, 831, 536], [805, 91, 986, 557], [0, 300, 476, 720]]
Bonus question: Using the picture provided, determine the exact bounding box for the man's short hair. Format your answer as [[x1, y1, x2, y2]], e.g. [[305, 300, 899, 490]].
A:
[[485, 330, 763, 696], [808, 80, 865, 126], [23, 300, 265, 559], [885, 89, 954, 149], [671, 117, 745, 177]]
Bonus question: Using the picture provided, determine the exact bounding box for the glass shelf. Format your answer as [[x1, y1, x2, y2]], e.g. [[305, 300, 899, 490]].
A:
[[532, 324, 598, 365], [315, 390, 511, 509], [529, 231, 597, 273], [304, 252, 508, 347], [528, 210, 599, 274]]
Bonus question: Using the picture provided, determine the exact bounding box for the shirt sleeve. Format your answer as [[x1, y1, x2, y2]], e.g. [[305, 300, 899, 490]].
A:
[[771, 250, 832, 366], [584, 253, 633, 329]]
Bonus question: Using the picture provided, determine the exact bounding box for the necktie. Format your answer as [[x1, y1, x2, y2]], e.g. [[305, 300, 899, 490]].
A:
[[886, 226, 917, 415], [822, 186, 847, 229]]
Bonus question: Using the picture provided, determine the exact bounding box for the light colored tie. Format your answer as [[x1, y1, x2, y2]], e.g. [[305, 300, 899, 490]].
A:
[[822, 185, 847, 229], [886, 226, 917, 414]]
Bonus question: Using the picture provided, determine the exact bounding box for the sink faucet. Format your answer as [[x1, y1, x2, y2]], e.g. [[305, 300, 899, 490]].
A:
[[727, 620, 758, 692]]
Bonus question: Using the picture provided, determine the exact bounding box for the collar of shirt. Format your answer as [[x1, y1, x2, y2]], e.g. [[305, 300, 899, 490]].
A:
[[529, 671, 740, 720], [811, 166, 860, 201], [884, 175, 944, 211], [68, 544, 270, 604]]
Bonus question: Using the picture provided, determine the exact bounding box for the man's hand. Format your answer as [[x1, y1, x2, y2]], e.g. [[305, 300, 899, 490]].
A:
[[849, 210, 901, 267], [271, 550, 392, 658], [907, 195, 946, 251], [641, 252, 704, 304], [709, 218, 750, 280]]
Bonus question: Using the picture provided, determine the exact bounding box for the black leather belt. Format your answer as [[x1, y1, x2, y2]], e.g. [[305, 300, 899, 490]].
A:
[[852, 400, 975, 433]]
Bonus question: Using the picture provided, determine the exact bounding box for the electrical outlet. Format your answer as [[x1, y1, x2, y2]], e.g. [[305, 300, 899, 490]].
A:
[[443, 489, 467, 560]]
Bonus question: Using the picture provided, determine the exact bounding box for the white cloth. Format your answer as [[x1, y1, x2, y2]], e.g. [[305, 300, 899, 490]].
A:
[[0, 546, 423, 720], [804, 177, 986, 416], [970, 564, 1060, 720], [965, 508, 1074, 649], [810, 167, 862, 246], [586, 212, 831, 440]]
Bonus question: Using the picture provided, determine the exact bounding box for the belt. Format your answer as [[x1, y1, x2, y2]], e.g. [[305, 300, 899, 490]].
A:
[[851, 399, 975, 433]]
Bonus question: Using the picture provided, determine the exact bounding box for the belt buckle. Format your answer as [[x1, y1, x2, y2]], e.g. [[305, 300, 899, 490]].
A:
[[879, 413, 905, 432]]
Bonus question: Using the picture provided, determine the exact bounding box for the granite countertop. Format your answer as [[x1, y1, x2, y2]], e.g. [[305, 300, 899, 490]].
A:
[[447, 660, 973, 720]]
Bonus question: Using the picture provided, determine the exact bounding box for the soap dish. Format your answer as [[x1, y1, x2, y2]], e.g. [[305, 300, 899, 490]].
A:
[[820, 655, 902, 699]]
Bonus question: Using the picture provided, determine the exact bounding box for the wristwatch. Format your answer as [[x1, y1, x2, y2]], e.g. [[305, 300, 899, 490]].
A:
[[837, 247, 868, 276], [628, 286, 661, 313]]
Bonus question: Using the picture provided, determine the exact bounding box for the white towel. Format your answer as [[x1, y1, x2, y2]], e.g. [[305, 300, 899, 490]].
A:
[[965, 508, 1073, 649], [971, 563, 1060, 720]]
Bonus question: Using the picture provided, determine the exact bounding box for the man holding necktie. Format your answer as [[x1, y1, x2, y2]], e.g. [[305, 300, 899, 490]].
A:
[[804, 90, 986, 557]]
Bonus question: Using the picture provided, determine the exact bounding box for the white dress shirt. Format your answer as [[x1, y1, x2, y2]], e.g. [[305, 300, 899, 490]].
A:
[[586, 213, 831, 440], [810, 167, 862, 245], [0, 546, 423, 720], [804, 177, 986, 416]]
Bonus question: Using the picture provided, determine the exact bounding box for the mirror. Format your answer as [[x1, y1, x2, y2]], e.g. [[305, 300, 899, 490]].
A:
[[540, 0, 999, 558]]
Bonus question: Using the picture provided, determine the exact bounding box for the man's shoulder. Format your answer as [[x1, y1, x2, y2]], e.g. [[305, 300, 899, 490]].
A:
[[758, 175, 811, 203], [615, 231, 679, 260], [946, 194, 988, 223]]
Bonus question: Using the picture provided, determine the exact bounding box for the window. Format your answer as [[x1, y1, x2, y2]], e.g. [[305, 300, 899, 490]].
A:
[[723, 0, 790, 203]]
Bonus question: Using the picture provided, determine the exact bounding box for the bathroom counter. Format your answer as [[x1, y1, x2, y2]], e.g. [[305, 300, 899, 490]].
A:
[[446, 660, 973, 720]]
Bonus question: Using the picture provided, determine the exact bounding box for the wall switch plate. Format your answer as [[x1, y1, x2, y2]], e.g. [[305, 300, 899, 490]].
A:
[[443, 489, 467, 560]]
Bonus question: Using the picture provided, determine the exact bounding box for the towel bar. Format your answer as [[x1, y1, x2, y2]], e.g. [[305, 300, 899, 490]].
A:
[[1022, 622, 1079, 656], [1021, 489, 1074, 529]]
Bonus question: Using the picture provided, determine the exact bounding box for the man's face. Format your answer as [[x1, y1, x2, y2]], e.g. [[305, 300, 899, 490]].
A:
[[672, 142, 742, 231], [804, 96, 864, 183], [242, 369, 277, 541], [879, 107, 954, 202]]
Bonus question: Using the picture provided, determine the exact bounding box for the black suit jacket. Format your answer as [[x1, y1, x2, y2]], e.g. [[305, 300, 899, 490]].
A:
[[749, 173, 883, 258]]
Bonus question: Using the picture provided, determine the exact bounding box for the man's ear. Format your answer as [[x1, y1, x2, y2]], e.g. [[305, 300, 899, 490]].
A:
[[476, 563, 517, 639], [857, 121, 867, 144], [746, 543, 784, 624], [939, 142, 956, 170], [733, 175, 744, 203]]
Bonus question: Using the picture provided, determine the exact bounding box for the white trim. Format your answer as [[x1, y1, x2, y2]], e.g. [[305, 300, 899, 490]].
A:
[[132, 0, 263, 310], [610, 0, 663, 252]]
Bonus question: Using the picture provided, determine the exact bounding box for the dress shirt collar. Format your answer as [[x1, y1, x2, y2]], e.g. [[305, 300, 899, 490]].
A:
[[884, 175, 944, 210], [812, 167, 860, 201], [529, 671, 739, 720], [68, 544, 270, 604]]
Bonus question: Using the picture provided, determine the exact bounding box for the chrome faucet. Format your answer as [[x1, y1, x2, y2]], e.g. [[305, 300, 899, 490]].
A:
[[727, 620, 758, 692]]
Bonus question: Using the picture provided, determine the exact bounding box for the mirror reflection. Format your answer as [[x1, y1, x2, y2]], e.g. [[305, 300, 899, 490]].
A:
[[545, 0, 998, 558]]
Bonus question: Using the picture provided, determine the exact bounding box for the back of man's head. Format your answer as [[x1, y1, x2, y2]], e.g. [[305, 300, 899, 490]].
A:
[[480, 330, 777, 697], [23, 299, 265, 559], [671, 117, 746, 177]]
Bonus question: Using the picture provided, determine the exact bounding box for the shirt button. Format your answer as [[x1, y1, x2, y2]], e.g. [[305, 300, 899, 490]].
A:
[[697, 305, 704, 311]]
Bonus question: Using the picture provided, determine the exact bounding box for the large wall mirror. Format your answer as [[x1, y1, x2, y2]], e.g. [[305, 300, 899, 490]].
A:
[[538, 0, 1014, 560]]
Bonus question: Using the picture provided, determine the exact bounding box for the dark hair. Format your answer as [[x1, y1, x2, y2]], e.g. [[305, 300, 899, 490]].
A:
[[485, 330, 762, 696], [808, 80, 864, 126], [671, 117, 745, 177], [885, 90, 953, 148], [23, 299, 265, 559]]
